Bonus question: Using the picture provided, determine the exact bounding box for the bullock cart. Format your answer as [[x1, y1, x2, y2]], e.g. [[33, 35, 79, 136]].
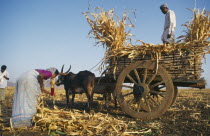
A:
[[83, 8, 209, 120], [99, 44, 206, 120]]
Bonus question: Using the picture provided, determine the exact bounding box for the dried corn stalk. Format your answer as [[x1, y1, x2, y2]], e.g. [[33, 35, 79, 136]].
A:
[[178, 8, 210, 42]]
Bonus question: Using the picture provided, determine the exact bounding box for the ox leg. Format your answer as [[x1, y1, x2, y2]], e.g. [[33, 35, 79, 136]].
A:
[[90, 93, 94, 111], [112, 91, 117, 108], [107, 93, 111, 108], [85, 90, 93, 112], [85, 92, 90, 112], [106, 92, 112, 108], [66, 89, 70, 108], [71, 93, 75, 109], [104, 93, 107, 107], [104, 92, 110, 108]]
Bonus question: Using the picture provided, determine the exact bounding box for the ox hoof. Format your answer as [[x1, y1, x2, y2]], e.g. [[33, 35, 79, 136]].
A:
[[86, 108, 93, 113], [66, 105, 71, 109], [88, 110, 94, 114]]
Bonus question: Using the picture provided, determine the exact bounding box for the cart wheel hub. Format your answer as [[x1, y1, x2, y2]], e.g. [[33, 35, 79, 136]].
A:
[[133, 83, 149, 97]]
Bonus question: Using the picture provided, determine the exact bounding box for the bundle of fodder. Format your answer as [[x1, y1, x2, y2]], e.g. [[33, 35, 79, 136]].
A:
[[178, 8, 210, 42], [83, 7, 134, 51], [32, 97, 127, 135], [84, 8, 210, 76]]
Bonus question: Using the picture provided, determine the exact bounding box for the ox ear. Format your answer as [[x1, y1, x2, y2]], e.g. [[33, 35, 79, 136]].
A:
[[65, 65, 71, 73], [61, 64, 64, 73]]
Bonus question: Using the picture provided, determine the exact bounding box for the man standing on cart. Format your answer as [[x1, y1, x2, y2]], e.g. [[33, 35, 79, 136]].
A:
[[160, 3, 176, 44]]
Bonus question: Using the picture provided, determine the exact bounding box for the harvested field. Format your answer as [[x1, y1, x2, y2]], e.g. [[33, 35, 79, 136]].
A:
[[0, 87, 210, 135]]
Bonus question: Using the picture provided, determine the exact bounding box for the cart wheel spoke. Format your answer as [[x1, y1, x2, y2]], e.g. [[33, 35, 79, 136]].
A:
[[146, 73, 157, 85], [142, 68, 148, 83], [127, 99, 135, 105], [159, 93, 165, 97], [150, 81, 165, 89], [156, 96, 161, 104], [144, 97, 151, 112], [122, 85, 134, 89], [149, 90, 166, 97], [148, 95, 159, 106], [127, 74, 137, 84], [137, 99, 143, 112], [155, 94, 159, 99], [134, 69, 141, 84], [158, 85, 165, 89], [123, 92, 134, 97]]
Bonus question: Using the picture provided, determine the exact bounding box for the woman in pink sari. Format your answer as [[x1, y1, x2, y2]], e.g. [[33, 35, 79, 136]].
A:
[[11, 68, 61, 128]]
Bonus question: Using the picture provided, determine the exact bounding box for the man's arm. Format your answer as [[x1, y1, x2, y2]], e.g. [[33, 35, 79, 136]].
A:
[[3, 72, 9, 80], [3, 76, 9, 80]]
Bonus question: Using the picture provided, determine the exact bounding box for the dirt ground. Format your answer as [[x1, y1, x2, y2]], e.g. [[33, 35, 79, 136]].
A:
[[0, 87, 210, 136]]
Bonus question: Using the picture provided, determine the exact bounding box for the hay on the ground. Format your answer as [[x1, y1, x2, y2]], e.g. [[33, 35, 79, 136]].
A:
[[32, 96, 127, 135]]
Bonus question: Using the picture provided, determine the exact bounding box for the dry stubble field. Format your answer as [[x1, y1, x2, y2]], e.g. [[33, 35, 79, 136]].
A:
[[0, 87, 210, 136]]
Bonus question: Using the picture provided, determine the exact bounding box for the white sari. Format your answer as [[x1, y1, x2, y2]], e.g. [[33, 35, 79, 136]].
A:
[[11, 70, 41, 128]]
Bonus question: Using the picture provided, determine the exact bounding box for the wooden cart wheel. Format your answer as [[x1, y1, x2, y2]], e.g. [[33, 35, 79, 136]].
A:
[[171, 86, 178, 106], [115, 60, 174, 120]]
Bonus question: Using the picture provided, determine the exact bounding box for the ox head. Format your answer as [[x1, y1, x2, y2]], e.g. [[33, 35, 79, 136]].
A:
[[56, 65, 71, 86]]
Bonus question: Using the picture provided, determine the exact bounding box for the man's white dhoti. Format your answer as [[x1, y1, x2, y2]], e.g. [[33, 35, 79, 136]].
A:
[[162, 27, 175, 43]]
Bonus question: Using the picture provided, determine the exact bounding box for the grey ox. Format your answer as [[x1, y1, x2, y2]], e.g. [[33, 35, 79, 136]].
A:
[[94, 81, 117, 108]]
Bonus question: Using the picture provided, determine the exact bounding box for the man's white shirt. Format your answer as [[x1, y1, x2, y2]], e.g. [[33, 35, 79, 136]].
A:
[[0, 71, 9, 88], [164, 10, 176, 35]]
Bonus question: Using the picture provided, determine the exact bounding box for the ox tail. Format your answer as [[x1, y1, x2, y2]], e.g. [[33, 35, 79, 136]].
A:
[[90, 73, 95, 89], [90, 76, 95, 91], [85, 75, 95, 95]]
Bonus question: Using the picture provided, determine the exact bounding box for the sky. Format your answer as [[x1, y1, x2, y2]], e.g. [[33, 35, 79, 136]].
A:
[[0, 0, 210, 87]]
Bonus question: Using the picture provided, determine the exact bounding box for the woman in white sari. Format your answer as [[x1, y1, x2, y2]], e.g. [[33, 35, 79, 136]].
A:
[[11, 68, 61, 128]]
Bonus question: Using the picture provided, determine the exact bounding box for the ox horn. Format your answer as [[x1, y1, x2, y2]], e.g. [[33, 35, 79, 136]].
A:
[[61, 64, 64, 73], [65, 65, 71, 73]]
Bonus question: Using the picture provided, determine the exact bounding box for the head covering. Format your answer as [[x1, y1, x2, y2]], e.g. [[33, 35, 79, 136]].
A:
[[160, 3, 168, 9], [46, 67, 57, 75]]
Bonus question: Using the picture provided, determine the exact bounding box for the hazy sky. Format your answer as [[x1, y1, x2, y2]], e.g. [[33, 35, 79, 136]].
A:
[[0, 0, 209, 87]]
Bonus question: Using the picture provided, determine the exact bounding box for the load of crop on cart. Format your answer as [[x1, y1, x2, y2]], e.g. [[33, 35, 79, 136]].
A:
[[83, 8, 210, 81]]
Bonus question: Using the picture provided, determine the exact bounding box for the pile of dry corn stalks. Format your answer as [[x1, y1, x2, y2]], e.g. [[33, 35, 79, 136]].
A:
[[83, 8, 210, 74], [33, 96, 127, 135]]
